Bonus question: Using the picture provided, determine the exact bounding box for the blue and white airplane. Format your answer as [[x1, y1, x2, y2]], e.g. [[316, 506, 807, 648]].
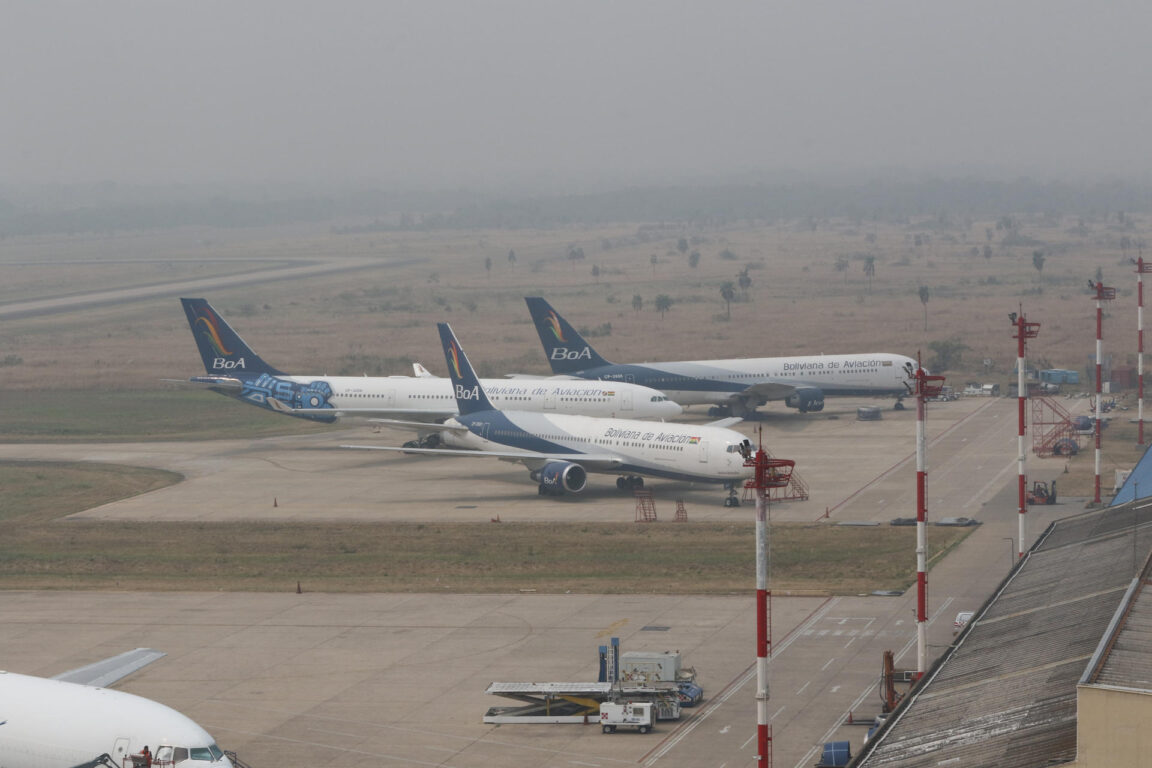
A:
[[525, 296, 918, 417], [180, 298, 681, 425], [344, 323, 758, 504]]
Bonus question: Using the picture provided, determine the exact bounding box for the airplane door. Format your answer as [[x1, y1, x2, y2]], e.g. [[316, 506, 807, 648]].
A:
[[113, 737, 131, 765], [386, 389, 395, 407], [698, 441, 709, 464], [622, 389, 633, 411], [545, 390, 557, 410]]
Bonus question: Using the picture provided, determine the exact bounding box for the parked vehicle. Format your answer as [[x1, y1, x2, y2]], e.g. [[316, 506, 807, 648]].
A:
[[600, 702, 654, 734]]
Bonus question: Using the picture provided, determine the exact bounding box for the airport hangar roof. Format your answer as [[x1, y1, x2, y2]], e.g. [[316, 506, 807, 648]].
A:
[[851, 500, 1152, 768]]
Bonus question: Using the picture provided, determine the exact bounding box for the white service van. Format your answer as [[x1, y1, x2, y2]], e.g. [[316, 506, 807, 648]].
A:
[[599, 702, 654, 734]]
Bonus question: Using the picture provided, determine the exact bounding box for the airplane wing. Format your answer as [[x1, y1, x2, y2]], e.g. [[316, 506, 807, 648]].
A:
[[501, 374, 583, 380], [342, 443, 625, 470], [52, 648, 167, 687], [705, 416, 745, 428], [739, 381, 797, 401], [266, 398, 457, 422], [366, 418, 470, 432]]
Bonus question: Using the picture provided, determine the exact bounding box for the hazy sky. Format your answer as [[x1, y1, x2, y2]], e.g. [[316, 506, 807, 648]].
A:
[[4, 1, 1152, 188]]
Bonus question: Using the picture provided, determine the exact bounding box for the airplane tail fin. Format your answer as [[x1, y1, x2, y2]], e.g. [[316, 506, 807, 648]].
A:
[[524, 296, 613, 374], [437, 322, 495, 416], [180, 298, 284, 376]]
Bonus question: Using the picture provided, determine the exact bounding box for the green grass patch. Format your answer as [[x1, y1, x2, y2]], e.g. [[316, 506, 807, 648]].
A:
[[0, 390, 323, 442]]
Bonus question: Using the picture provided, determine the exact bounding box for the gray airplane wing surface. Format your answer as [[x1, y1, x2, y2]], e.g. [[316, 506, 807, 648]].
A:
[[52, 648, 167, 688], [738, 381, 797, 401], [342, 443, 625, 470], [267, 398, 458, 423]]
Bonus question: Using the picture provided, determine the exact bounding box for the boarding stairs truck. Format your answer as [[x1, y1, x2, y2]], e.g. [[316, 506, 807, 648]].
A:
[[599, 701, 654, 734]]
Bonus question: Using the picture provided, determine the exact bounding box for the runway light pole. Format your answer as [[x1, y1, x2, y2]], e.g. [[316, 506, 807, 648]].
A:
[[1136, 257, 1152, 445], [909, 358, 945, 678], [1090, 280, 1116, 505], [1011, 310, 1040, 558], [743, 433, 794, 768]]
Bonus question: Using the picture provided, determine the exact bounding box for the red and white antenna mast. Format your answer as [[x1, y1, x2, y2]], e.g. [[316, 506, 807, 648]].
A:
[[1011, 310, 1040, 558], [1090, 280, 1116, 505], [1136, 257, 1151, 445], [911, 357, 945, 676], [743, 433, 793, 768]]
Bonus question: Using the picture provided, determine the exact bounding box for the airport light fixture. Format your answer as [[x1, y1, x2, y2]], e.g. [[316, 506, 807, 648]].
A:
[[742, 432, 794, 768], [907, 357, 945, 677], [1089, 280, 1116, 504], [1134, 258, 1152, 444], [1010, 310, 1040, 559]]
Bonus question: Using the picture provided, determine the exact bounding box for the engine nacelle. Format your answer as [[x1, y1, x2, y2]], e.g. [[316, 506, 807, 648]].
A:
[[532, 461, 588, 495], [785, 387, 825, 413]]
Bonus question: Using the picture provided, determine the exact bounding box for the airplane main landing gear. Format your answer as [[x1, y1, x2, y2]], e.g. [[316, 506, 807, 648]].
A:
[[616, 476, 644, 491], [723, 484, 741, 507]]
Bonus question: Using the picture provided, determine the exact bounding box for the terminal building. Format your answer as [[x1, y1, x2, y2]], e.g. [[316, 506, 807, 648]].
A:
[[851, 467, 1152, 767]]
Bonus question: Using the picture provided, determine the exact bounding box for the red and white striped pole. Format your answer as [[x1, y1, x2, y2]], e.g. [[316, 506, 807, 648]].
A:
[[1136, 258, 1151, 445], [1090, 281, 1116, 505], [1011, 311, 1040, 558], [744, 440, 793, 768], [912, 359, 944, 677]]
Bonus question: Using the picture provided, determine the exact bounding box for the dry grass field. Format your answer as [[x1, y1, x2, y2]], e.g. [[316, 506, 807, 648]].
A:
[[0, 461, 970, 594], [0, 213, 1146, 392]]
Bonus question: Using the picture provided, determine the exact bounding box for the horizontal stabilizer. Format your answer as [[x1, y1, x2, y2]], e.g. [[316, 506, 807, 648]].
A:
[[184, 375, 244, 391]]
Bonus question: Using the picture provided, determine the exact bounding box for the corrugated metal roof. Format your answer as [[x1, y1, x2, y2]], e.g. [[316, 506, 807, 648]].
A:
[[853, 502, 1152, 768], [1084, 576, 1152, 690]]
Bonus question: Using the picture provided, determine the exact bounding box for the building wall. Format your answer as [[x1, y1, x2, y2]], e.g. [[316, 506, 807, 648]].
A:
[[1072, 685, 1152, 767]]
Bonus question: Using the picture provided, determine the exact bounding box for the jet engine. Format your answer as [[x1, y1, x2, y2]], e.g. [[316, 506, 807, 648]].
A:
[[785, 387, 825, 413], [531, 461, 588, 495]]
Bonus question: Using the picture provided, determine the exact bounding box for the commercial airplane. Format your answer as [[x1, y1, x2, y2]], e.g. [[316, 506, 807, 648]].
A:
[[0, 648, 234, 768], [525, 296, 918, 418], [344, 323, 758, 505], [180, 298, 681, 425]]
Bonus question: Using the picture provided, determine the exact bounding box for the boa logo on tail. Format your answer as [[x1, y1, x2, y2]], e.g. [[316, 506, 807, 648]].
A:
[[546, 311, 566, 342], [449, 341, 464, 378], [454, 384, 481, 400], [194, 309, 233, 357]]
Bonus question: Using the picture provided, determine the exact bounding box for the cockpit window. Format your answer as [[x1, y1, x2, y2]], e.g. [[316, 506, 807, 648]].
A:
[[189, 744, 224, 761]]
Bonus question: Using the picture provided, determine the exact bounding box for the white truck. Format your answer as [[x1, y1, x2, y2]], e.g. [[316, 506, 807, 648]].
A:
[[599, 701, 654, 734]]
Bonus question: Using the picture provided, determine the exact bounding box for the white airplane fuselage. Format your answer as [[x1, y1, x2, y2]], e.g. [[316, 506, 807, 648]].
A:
[[442, 409, 753, 485], [0, 671, 231, 768], [270, 373, 682, 419], [589, 352, 916, 408]]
